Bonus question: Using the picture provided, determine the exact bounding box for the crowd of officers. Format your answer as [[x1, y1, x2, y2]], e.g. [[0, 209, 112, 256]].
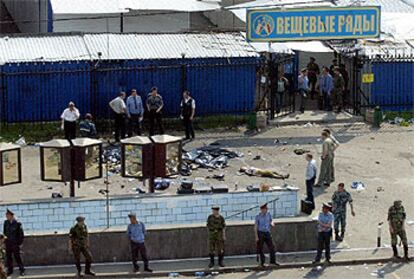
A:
[[273, 57, 348, 114], [0, 198, 410, 278], [60, 87, 196, 142]]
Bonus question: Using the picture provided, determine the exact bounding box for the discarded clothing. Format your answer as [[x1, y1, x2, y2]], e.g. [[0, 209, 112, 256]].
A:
[[239, 166, 289, 179], [182, 146, 242, 169]]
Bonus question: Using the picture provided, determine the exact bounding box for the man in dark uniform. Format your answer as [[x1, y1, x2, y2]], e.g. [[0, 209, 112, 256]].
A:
[[306, 57, 320, 99], [146, 87, 164, 136], [180, 90, 196, 140], [206, 206, 226, 268], [388, 200, 409, 261], [69, 216, 95, 277], [255, 203, 278, 267], [3, 209, 25, 276]]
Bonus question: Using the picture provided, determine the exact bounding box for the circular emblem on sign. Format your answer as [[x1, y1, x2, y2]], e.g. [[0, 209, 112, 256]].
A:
[[253, 14, 275, 37]]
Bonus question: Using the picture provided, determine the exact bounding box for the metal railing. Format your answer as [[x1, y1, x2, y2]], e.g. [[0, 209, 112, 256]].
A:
[[225, 197, 280, 221]]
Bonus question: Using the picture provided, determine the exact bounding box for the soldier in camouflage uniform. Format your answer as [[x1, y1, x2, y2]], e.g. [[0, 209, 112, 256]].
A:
[[0, 234, 7, 279], [332, 183, 355, 242], [69, 216, 95, 277], [388, 200, 409, 261], [207, 206, 226, 268], [332, 67, 345, 113]]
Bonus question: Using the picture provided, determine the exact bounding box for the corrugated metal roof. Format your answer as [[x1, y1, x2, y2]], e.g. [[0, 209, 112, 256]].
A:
[[334, 0, 414, 13], [0, 33, 258, 64], [84, 33, 259, 60], [0, 34, 90, 65], [50, 0, 221, 14]]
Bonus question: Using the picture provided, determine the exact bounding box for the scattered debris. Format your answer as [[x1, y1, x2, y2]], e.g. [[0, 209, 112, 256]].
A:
[[253, 155, 261, 160], [294, 148, 310, 155], [304, 122, 313, 128], [351, 181, 366, 191], [243, 269, 250, 272], [195, 271, 205, 277], [406, 220, 414, 226], [168, 272, 180, 278], [15, 136, 26, 146], [375, 161, 380, 164], [274, 139, 280, 144], [98, 189, 108, 195], [135, 187, 146, 194], [183, 146, 242, 169], [154, 178, 171, 191], [377, 187, 384, 192], [51, 193, 62, 198], [316, 266, 323, 271], [47, 186, 53, 190], [282, 141, 288, 145]]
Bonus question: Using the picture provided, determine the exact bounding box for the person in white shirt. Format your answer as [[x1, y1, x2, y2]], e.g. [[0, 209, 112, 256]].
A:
[[61, 101, 80, 140], [109, 92, 127, 142], [305, 154, 317, 209]]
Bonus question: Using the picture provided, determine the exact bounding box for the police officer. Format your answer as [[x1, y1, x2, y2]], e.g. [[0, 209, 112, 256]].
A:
[[388, 200, 409, 261], [180, 90, 196, 140], [255, 203, 278, 267], [69, 216, 95, 277], [3, 209, 25, 276], [206, 206, 226, 268], [332, 183, 355, 242]]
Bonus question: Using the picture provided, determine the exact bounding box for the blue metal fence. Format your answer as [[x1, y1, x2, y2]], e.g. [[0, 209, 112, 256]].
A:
[[371, 62, 414, 111], [0, 57, 259, 123]]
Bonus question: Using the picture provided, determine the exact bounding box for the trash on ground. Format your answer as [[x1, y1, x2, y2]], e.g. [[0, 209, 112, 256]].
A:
[[294, 148, 310, 155], [406, 220, 414, 226], [316, 266, 323, 271], [135, 187, 146, 194], [98, 189, 108, 195], [274, 139, 279, 144], [154, 178, 171, 190], [253, 155, 261, 160], [15, 136, 26, 146], [351, 181, 366, 191], [304, 122, 313, 128], [195, 271, 205, 277], [377, 187, 384, 192], [168, 272, 180, 278], [182, 145, 242, 169], [51, 193, 63, 198], [47, 186, 53, 190], [243, 269, 250, 272], [375, 161, 380, 164]]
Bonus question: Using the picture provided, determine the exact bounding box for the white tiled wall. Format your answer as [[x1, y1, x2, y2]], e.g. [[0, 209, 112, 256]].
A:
[[0, 190, 299, 234]]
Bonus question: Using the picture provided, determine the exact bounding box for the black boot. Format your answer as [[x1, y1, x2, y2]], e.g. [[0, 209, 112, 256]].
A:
[[208, 254, 215, 268], [76, 263, 83, 277], [335, 232, 343, 242], [218, 253, 225, 267], [404, 245, 409, 261], [340, 231, 345, 241], [84, 262, 95, 276], [392, 245, 401, 259]]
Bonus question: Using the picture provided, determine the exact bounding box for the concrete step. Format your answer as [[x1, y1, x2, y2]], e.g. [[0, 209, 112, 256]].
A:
[[269, 111, 364, 127], [16, 247, 414, 279]]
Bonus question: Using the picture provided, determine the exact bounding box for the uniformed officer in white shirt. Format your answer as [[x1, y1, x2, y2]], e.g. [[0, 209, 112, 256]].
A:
[[61, 101, 80, 140], [109, 92, 127, 142]]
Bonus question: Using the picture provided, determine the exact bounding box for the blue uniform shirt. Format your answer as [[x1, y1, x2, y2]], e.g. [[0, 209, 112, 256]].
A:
[[255, 212, 273, 233], [320, 74, 334, 94], [126, 95, 144, 116], [318, 212, 333, 232], [127, 221, 146, 244]]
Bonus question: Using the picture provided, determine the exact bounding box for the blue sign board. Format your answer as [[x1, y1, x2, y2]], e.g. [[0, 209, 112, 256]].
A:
[[247, 6, 381, 42]]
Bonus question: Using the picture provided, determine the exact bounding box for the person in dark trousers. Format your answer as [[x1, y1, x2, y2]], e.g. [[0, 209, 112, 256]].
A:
[[79, 113, 97, 138], [146, 87, 164, 136], [109, 92, 127, 142], [180, 90, 195, 140], [275, 72, 289, 114], [126, 89, 144, 137], [255, 203, 278, 267], [306, 57, 320, 99], [61, 101, 80, 140], [297, 68, 309, 113], [127, 213, 152, 273], [313, 203, 334, 264], [69, 216, 95, 277], [305, 154, 317, 210], [3, 209, 25, 276], [319, 67, 334, 111]]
